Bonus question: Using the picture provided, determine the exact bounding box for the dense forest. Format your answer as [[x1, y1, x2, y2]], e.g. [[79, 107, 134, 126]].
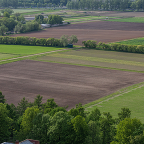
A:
[[0, 0, 67, 8], [0, 0, 144, 11], [67, 0, 144, 11], [1, 91, 144, 144]]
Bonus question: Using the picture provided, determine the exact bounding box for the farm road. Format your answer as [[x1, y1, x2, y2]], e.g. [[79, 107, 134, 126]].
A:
[[1, 60, 144, 109]]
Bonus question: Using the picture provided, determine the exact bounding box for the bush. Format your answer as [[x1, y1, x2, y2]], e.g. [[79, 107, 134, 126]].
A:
[[82, 40, 97, 49], [82, 41, 144, 54]]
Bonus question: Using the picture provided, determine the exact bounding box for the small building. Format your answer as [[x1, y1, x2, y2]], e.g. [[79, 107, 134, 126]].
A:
[[41, 24, 51, 29]]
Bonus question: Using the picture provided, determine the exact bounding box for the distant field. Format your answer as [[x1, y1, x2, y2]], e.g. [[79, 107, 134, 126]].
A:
[[0, 44, 63, 60], [30, 49, 144, 72], [107, 17, 144, 23], [86, 83, 144, 123], [113, 37, 144, 45], [13, 9, 61, 16], [64, 16, 105, 22], [12, 9, 41, 13]]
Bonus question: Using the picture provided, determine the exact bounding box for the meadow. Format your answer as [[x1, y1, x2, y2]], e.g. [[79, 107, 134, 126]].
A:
[[106, 17, 144, 23], [85, 82, 144, 123], [113, 37, 144, 45], [30, 49, 144, 72], [0, 44, 63, 61]]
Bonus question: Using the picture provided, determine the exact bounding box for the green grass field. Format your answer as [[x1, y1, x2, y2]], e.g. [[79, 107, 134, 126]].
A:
[[0, 44, 63, 60], [106, 17, 144, 23], [85, 83, 144, 123], [30, 49, 144, 72], [112, 37, 144, 45]]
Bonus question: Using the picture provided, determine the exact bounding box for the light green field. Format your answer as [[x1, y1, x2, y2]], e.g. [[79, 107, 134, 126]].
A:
[[106, 17, 144, 23], [113, 37, 144, 45], [30, 49, 144, 72], [85, 83, 144, 123], [12, 9, 41, 13], [64, 16, 117, 23], [0, 44, 63, 60]]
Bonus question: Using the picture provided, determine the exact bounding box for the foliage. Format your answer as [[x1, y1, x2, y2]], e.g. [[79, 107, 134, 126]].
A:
[[1, 8, 14, 15], [60, 35, 69, 47], [82, 40, 97, 49], [0, 25, 8, 36], [0, 91, 6, 103], [48, 15, 63, 25], [20, 106, 39, 139], [84, 120, 102, 144], [71, 115, 88, 143], [0, 103, 12, 143], [117, 107, 131, 122], [48, 111, 74, 144], [88, 108, 101, 122], [113, 118, 144, 144], [69, 35, 78, 44], [16, 97, 29, 116], [44, 98, 58, 114], [68, 103, 86, 118], [100, 112, 116, 144], [83, 40, 144, 54], [35, 15, 44, 24], [66, 0, 144, 11], [1, 17, 17, 31], [29, 113, 51, 144], [3, 11, 10, 18]]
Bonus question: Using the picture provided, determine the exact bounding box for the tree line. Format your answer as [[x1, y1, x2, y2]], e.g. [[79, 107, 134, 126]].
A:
[[66, 0, 144, 11], [0, 0, 67, 8], [0, 35, 78, 47], [82, 40, 144, 54], [1, 91, 144, 144]]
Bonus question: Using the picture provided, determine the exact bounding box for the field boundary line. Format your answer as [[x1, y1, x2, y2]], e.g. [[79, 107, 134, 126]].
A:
[[85, 83, 144, 110], [0, 49, 68, 63]]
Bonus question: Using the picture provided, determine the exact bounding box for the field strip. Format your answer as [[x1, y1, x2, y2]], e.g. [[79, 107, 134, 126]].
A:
[[0, 49, 67, 63], [85, 84, 144, 110], [48, 53, 144, 67]]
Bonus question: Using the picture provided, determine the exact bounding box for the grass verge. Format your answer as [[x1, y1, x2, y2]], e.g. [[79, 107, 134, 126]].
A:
[[84, 82, 144, 122]]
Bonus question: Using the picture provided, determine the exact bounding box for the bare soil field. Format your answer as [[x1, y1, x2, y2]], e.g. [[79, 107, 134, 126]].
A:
[[1, 60, 144, 109], [12, 21, 144, 45]]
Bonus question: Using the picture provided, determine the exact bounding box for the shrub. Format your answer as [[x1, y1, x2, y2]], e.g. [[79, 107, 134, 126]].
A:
[[82, 40, 97, 49]]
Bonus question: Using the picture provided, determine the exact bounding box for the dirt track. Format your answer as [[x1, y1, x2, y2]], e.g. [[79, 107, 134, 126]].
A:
[[1, 60, 144, 109], [12, 21, 144, 46]]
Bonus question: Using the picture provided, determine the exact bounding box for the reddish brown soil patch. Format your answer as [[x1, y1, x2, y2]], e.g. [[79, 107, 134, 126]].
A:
[[0, 60, 144, 109], [12, 21, 144, 46]]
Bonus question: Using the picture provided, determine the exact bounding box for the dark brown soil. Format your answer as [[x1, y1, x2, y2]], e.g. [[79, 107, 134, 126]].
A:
[[1, 60, 144, 109], [12, 21, 144, 46]]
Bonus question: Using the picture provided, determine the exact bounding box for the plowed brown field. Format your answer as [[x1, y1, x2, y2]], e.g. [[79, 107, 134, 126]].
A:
[[1, 60, 144, 109], [12, 21, 144, 46]]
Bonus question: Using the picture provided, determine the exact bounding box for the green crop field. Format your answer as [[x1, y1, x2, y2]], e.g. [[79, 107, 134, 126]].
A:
[[112, 37, 144, 45], [106, 17, 144, 23], [0, 44, 63, 60], [85, 83, 144, 123], [30, 49, 144, 72]]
